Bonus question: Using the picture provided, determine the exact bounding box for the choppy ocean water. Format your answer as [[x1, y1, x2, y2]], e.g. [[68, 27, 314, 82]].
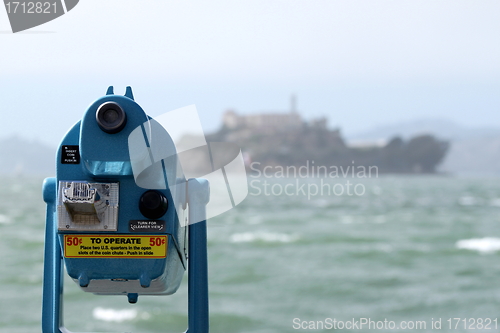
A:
[[1, 175, 500, 333]]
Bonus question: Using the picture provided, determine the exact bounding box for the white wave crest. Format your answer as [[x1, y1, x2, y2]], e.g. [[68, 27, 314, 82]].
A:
[[456, 237, 500, 254], [458, 196, 480, 206], [92, 307, 137, 322], [230, 231, 299, 243], [0, 214, 11, 224]]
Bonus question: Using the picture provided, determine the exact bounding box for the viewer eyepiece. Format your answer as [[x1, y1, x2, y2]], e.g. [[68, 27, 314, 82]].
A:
[[96, 102, 127, 134]]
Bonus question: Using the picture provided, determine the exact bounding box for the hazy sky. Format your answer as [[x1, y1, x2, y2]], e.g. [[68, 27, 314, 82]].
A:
[[1, 0, 499, 146]]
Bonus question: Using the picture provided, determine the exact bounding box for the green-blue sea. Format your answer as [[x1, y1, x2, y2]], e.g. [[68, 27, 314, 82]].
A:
[[1, 175, 500, 333]]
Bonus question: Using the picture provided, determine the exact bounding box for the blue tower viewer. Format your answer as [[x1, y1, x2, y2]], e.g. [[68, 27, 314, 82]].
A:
[[42, 87, 209, 333]]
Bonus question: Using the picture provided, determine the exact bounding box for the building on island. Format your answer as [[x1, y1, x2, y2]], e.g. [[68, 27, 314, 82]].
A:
[[222, 94, 328, 134]]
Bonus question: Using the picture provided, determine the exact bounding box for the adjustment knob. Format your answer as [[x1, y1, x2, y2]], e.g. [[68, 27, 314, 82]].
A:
[[139, 190, 168, 219]]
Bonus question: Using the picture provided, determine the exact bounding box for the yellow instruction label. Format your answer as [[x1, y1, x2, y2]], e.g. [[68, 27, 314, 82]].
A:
[[64, 235, 167, 259]]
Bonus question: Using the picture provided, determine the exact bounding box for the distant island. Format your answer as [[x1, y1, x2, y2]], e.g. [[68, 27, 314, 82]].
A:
[[0, 135, 55, 176], [206, 107, 450, 174], [0, 105, 451, 177]]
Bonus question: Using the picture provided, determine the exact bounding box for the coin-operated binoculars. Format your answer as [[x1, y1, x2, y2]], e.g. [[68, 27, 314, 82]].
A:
[[42, 87, 209, 333]]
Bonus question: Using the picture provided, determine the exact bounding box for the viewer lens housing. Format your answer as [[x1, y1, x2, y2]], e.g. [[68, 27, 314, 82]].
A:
[[96, 102, 127, 134]]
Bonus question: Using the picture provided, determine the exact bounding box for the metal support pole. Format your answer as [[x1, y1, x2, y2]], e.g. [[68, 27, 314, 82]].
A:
[[42, 177, 66, 333], [186, 178, 210, 333]]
